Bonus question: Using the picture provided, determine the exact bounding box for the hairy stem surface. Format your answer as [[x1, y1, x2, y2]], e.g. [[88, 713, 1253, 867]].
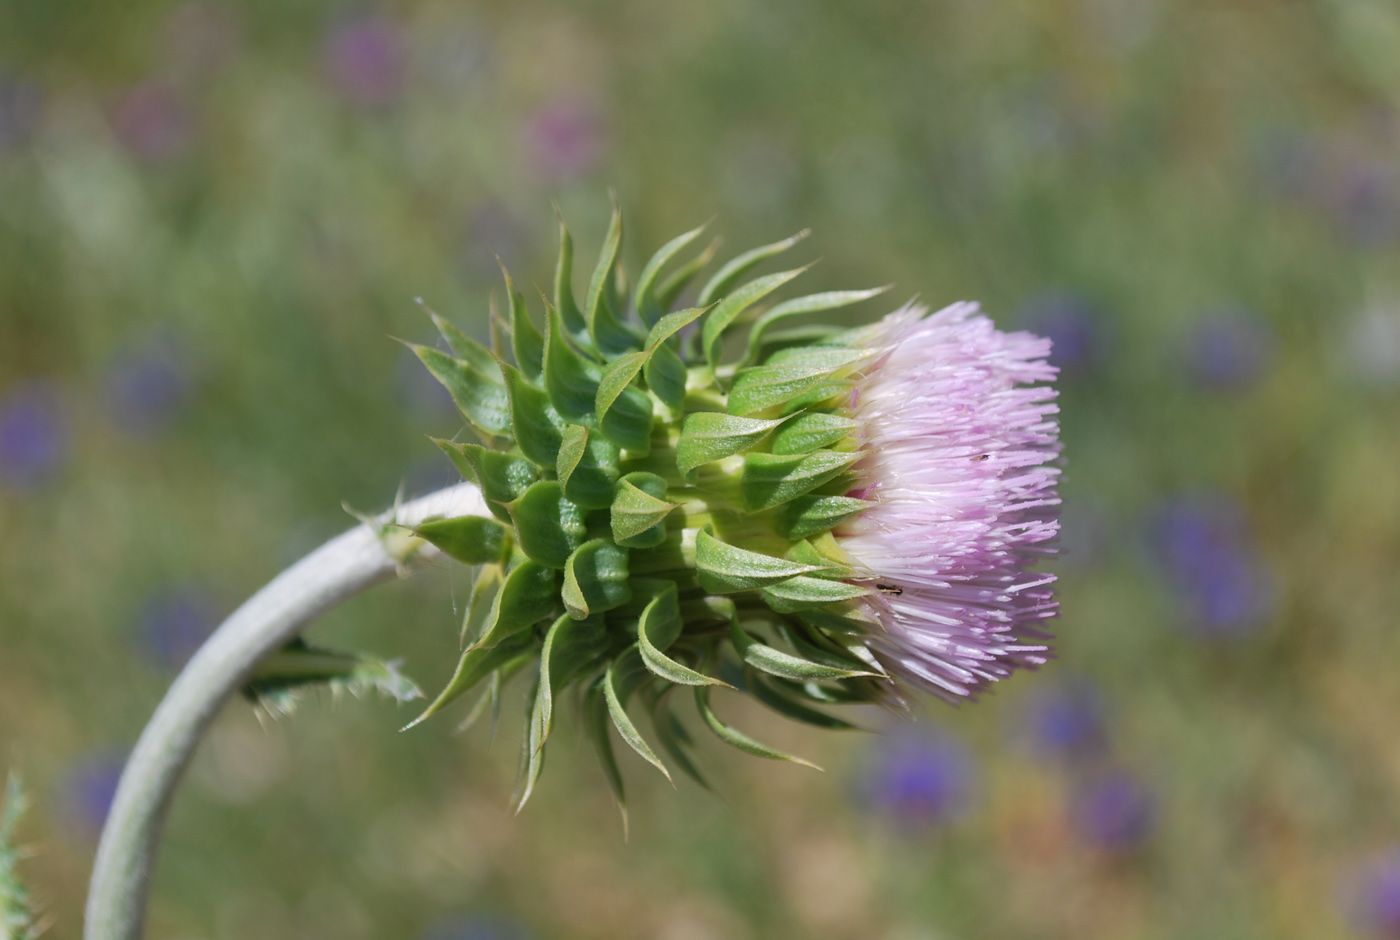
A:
[[84, 483, 486, 940]]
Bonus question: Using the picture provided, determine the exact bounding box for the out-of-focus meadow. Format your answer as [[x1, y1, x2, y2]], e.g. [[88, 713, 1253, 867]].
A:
[[3, 1, 1400, 937]]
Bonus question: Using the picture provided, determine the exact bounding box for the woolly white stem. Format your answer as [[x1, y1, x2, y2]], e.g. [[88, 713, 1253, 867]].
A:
[[84, 483, 487, 940]]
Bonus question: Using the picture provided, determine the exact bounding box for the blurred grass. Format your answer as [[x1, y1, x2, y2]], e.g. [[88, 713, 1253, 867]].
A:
[[3, 0, 1400, 938]]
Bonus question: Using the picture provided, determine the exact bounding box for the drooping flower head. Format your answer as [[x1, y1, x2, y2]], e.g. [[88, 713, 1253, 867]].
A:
[[405, 205, 1061, 815]]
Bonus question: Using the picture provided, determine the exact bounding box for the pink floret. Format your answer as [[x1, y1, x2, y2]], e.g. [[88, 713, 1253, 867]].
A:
[[838, 302, 1062, 701]]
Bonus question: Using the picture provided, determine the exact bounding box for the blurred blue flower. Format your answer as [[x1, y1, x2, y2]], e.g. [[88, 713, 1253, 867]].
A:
[[1351, 852, 1400, 937], [0, 71, 42, 151], [1182, 306, 1274, 392], [1148, 494, 1274, 639], [1070, 768, 1155, 852], [1016, 291, 1104, 376], [139, 584, 219, 670], [524, 97, 606, 181], [0, 382, 68, 492], [112, 82, 194, 163], [861, 727, 973, 826], [60, 751, 126, 837], [324, 16, 404, 109], [103, 332, 194, 437], [420, 914, 531, 940], [1021, 679, 1106, 760]]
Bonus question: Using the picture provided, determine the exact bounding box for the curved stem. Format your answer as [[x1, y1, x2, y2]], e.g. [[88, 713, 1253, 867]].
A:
[[84, 483, 487, 940]]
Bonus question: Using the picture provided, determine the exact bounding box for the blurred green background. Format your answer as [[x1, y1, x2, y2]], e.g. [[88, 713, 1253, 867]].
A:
[[3, 1, 1400, 938]]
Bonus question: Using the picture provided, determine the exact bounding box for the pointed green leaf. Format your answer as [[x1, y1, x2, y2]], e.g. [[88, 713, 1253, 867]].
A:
[[244, 638, 422, 705], [505, 481, 588, 568], [499, 264, 544, 380], [595, 350, 647, 422], [727, 353, 864, 416], [406, 631, 534, 729], [562, 538, 632, 619], [656, 237, 720, 312], [697, 229, 810, 307], [676, 412, 785, 474], [544, 304, 604, 424], [694, 684, 821, 769], [742, 450, 862, 511], [554, 213, 593, 349], [420, 301, 502, 380], [599, 383, 653, 454], [761, 575, 871, 614], [730, 619, 873, 680], [744, 667, 858, 730], [431, 435, 480, 485], [770, 412, 859, 456], [514, 671, 543, 810], [701, 265, 810, 367], [556, 424, 589, 493], [407, 343, 512, 438], [584, 681, 629, 834], [585, 203, 642, 357], [413, 515, 510, 566], [461, 563, 504, 646], [528, 614, 610, 764], [742, 286, 890, 366], [780, 622, 887, 677], [636, 223, 707, 326], [610, 472, 677, 547], [644, 343, 688, 410], [648, 698, 711, 791], [694, 529, 821, 594], [474, 559, 559, 650], [439, 440, 539, 522], [638, 586, 726, 686], [645, 304, 709, 351], [501, 361, 566, 466], [605, 648, 672, 781], [784, 537, 854, 578]]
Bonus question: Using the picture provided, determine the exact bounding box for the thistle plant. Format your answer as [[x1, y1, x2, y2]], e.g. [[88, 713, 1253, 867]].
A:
[[401, 205, 1062, 809], [84, 204, 1061, 940]]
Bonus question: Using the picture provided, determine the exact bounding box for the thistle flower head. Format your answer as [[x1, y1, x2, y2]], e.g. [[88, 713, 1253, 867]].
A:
[[405, 205, 1060, 815]]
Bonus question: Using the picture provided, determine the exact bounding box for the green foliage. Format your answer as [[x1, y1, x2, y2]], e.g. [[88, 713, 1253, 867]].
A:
[[409, 206, 902, 808], [243, 638, 423, 714], [0, 776, 36, 940]]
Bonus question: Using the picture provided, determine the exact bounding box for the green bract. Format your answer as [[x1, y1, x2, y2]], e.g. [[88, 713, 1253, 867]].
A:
[[413, 205, 890, 820]]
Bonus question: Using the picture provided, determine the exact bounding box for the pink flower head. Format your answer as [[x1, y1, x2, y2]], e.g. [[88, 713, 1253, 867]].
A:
[[838, 302, 1061, 701]]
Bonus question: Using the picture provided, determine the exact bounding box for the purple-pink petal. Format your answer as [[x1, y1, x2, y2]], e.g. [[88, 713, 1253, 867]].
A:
[[837, 302, 1061, 701]]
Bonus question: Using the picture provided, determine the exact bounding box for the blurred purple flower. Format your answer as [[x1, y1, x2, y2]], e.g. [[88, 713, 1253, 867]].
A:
[[1148, 494, 1274, 639], [1182, 307, 1274, 392], [139, 584, 219, 669], [1070, 768, 1155, 852], [0, 71, 42, 151], [523, 98, 606, 181], [163, 2, 243, 81], [861, 727, 973, 826], [60, 751, 126, 837], [1332, 162, 1399, 247], [1017, 291, 1103, 375], [421, 915, 531, 940], [111, 82, 193, 163], [324, 17, 404, 109], [0, 382, 68, 491], [103, 332, 194, 437], [1352, 852, 1400, 937], [1021, 679, 1106, 759]]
